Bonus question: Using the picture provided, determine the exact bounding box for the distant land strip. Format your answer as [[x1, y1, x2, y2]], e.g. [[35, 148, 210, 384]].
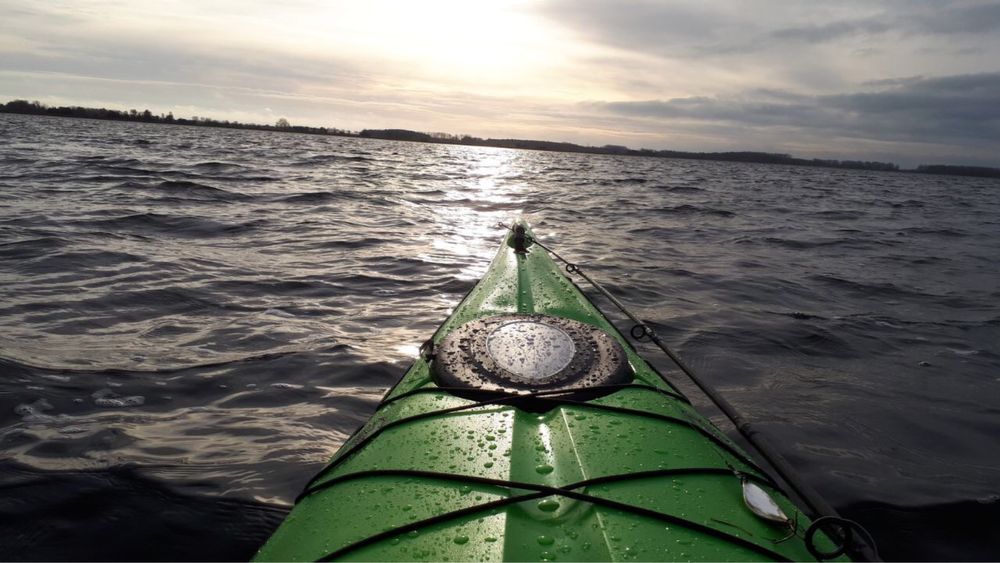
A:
[[3, 99, 998, 179]]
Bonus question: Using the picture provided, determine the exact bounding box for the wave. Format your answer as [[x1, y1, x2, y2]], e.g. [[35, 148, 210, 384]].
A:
[[808, 209, 867, 220], [308, 237, 385, 249], [190, 161, 247, 172], [656, 204, 735, 217], [277, 191, 348, 204], [0, 346, 340, 378], [809, 274, 932, 299], [897, 226, 970, 238], [73, 212, 266, 237], [749, 236, 903, 250], [678, 322, 859, 359], [600, 177, 650, 185], [0, 236, 67, 259], [290, 154, 375, 166], [145, 180, 252, 202], [653, 184, 704, 193]]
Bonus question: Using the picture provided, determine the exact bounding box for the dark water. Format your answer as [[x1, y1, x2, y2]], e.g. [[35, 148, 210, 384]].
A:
[[1, 113, 998, 561]]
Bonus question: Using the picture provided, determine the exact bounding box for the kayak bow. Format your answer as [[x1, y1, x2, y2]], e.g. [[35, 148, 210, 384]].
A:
[[255, 220, 851, 562]]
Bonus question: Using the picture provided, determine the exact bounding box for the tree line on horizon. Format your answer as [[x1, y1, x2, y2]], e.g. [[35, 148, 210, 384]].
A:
[[3, 99, 998, 178], [356, 129, 902, 172], [0, 99, 352, 136]]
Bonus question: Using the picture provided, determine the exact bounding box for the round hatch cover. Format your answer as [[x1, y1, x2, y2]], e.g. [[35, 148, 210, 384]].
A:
[[486, 321, 575, 382], [433, 314, 631, 393]]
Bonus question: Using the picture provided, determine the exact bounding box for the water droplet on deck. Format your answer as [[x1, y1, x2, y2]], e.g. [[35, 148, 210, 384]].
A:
[[537, 499, 560, 512]]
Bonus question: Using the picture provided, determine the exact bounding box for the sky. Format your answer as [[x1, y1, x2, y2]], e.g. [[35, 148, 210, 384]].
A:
[[2, 0, 999, 167]]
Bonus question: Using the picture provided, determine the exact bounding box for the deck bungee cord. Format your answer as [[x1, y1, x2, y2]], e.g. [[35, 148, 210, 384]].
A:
[[313, 468, 793, 562], [298, 383, 778, 501], [295, 390, 793, 560], [255, 219, 877, 562]]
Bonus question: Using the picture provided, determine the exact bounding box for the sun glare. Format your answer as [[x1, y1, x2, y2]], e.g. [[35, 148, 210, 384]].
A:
[[291, 0, 561, 92]]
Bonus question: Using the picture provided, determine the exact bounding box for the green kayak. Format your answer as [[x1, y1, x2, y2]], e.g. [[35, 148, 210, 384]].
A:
[[255, 220, 856, 562]]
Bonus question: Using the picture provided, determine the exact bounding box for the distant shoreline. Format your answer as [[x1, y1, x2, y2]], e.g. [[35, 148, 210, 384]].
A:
[[4, 99, 998, 179]]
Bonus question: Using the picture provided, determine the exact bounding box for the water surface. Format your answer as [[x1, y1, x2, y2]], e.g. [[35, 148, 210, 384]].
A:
[[1, 113, 998, 560]]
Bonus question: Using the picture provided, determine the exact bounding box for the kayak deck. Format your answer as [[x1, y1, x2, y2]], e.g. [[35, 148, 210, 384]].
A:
[[255, 222, 843, 561]]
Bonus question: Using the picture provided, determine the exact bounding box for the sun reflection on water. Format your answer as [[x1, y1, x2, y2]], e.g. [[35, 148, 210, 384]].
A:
[[385, 147, 531, 362], [418, 146, 529, 281]]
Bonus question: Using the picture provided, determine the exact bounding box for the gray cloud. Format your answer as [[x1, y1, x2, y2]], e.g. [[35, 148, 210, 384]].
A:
[[770, 20, 892, 43], [861, 75, 926, 88], [539, 1, 749, 57], [543, 0, 1000, 53], [821, 73, 1000, 144], [771, 2, 1000, 45], [908, 1, 1000, 34], [590, 73, 1000, 150]]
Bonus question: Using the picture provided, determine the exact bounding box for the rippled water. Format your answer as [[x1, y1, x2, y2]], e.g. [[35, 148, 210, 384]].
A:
[[1, 113, 998, 560]]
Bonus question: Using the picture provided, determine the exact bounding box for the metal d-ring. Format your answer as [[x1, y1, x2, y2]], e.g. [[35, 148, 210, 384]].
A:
[[630, 323, 649, 341], [804, 516, 853, 560]]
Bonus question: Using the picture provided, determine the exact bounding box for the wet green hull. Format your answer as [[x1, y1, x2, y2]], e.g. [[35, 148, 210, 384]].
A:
[[255, 222, 842, 561]]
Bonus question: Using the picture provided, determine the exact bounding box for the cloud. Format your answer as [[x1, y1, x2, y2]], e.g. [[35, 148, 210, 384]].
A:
[[537, 0, 750, 57], [770, 2, 1000, 44], [541, 0, 1000, 53], [822, 73, 1000, 142], [588, 73, 1000, 157], [770, 20, 892, 43], [908, 1, 1000, 34]]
